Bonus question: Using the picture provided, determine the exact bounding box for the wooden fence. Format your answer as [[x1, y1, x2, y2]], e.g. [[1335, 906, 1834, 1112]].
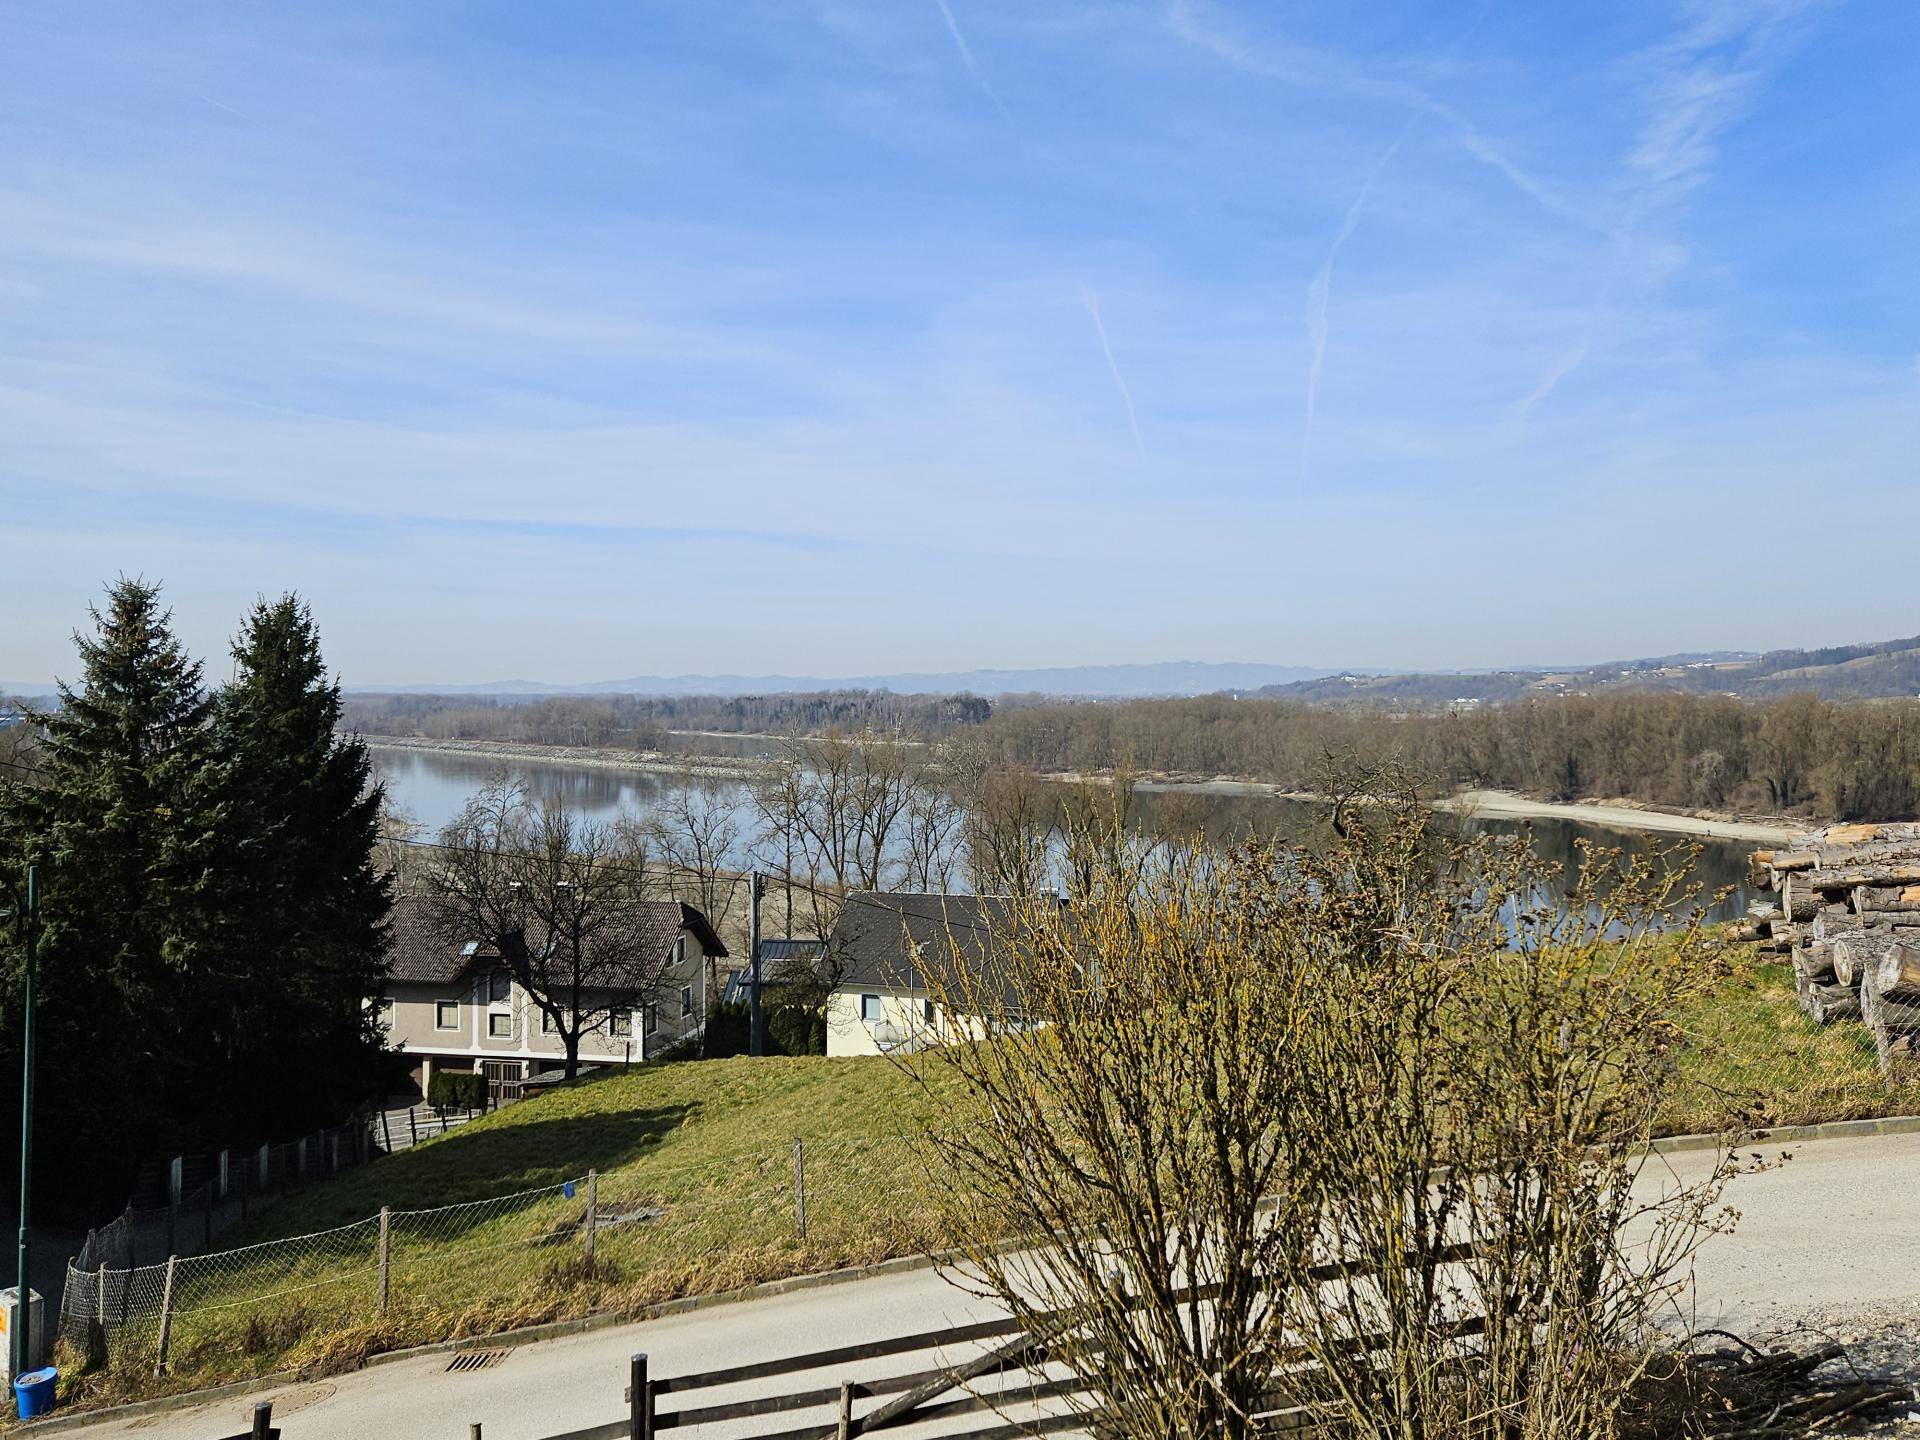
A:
[[529, 1241, 1490, 1440]]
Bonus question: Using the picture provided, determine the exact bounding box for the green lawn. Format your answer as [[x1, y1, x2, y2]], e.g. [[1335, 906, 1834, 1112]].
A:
[[56, 1057, 959, 1418], [43, 961, 1918, 1420], [1664, 960, 1918, 1134]]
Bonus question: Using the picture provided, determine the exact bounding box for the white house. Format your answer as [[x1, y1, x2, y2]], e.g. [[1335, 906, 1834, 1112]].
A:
[[822, 892, 1022, 1058]]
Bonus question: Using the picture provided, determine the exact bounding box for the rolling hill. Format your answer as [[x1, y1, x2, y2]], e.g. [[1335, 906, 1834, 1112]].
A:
[[1259, 636, 1920, 707]]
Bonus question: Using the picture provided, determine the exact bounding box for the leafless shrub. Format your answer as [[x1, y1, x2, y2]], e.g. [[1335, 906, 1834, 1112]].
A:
[[901, 764, 1745, 1439]]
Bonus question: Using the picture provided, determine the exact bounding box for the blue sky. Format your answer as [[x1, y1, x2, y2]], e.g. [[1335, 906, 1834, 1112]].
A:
[[3, 0, 1917, 685]]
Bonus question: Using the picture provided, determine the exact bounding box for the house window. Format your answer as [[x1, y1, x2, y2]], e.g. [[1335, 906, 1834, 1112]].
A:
[[610, 1011, 631, 1038], [488, 1013, 511, 1039], [644, 1006, 658, 1037], [860, 994, 882, 1023], [377, 998, 395, 1030], [435, 1001, 459, 1030], [541, 1010, 557, 1034], [680, 985, 693, 1018], [922, 998, 935, 1024], [487, 971, 510, 1004]]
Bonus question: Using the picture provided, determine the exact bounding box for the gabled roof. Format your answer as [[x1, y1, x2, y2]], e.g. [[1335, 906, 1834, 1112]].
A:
[[720, 939, 829, 1005], [827, 893, 1020, 993], [386, 896, 497, 984], [385, 894, 727, 988]]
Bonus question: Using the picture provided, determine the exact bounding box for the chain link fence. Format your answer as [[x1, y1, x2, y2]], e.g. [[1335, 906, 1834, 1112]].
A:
[[57, 1135, 924, 1388], [71, 1107, 484, 1279]]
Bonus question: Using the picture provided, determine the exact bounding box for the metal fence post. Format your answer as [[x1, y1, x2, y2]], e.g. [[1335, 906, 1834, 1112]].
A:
[[154, 1255, 178, 1375], [408, 1108, 419, 1148], [377, 1206, 392, 1313], [95, 1262, 107, 1329], [218, 1149, 230, 1202], [249, 1400, 274, 1439], [627, 1352, 653, 1440], [793, 1138, 807, 1242], [582, 1171, 599, 1274], [381, 1109, 393, 1154]]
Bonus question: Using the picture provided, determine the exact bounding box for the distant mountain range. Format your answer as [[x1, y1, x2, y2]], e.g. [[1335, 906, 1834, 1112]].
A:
[[14, 632, 1920, 706], [342, 661, 1347, 700], [1258, 635, 1920, 706]]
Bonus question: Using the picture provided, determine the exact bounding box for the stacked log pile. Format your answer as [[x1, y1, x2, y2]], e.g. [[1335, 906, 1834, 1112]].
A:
[[1737, 823, 1920, 1070]]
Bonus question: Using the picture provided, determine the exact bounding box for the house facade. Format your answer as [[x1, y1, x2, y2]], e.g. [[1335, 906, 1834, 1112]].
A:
[[822, 893, 1017, 1058], [380, 895, 728, 1098]]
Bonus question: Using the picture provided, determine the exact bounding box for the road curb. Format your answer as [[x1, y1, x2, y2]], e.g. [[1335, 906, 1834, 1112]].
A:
[[363, 1249, 950, 1370], [1649, 1112, 1920, 1155], [33, 1113, 1920, 1433], [22, 1252, 950, 1434], [14, 1369, 297, 1435]]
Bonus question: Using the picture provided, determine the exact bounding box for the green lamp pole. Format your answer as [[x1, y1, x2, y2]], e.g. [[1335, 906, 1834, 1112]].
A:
[[12, 864, 38, 1381]]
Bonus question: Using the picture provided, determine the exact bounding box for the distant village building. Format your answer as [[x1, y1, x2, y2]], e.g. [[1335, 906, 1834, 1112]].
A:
[[721, 938, 829, 1007], [379, 895, 726, 1101], [822, 892, 1022, 1058]]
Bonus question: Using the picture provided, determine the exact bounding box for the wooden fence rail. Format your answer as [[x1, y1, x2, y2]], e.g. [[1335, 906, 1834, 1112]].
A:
[[533, 1241, 1493, 1440]]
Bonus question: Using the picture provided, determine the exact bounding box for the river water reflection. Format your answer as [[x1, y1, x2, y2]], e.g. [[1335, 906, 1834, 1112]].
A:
[[372, 747, 1756, 924]]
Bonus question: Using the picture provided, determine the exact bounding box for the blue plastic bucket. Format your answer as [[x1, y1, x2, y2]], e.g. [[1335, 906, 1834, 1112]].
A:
[[14, 1366, 56, 1419]]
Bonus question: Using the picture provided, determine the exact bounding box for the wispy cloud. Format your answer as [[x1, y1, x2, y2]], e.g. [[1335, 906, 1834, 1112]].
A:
[[1302, 129, 1407, 475], [930, 0, 1012, 122], [1080, 284, 1144, 457], [1513, 0, 1818, 416], [1166, 0, 1595, 235]]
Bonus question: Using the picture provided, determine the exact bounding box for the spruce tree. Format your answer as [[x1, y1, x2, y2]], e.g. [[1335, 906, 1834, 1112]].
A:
[[0, 579, 222, 1211], [209, 596, 393, 1135]]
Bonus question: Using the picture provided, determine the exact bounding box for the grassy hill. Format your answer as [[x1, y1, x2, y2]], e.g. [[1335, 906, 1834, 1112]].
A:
[[227, 1055, 942, 1237], [62, 1057, 957, 1417], [53, 973, 1916, 1417]]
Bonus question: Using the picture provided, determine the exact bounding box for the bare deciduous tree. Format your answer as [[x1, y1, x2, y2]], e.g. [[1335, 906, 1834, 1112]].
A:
[[429, 775, 671, 1078], [642, 773, 743, 1003], [958, 763, 1054, 897]]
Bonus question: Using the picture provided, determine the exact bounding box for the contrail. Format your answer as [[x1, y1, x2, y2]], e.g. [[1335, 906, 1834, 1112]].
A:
[[1302, 129, 1406, 476], [931, 0, 1013, 121], [1082, 284, 1145, 458]]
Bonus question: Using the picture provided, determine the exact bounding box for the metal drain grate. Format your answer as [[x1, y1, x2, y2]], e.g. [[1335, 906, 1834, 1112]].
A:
[[446, 1348, 511, 1373]]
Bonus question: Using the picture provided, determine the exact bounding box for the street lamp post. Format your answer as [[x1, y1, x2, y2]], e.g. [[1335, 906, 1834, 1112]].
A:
[[12, 864, 38, 1380]]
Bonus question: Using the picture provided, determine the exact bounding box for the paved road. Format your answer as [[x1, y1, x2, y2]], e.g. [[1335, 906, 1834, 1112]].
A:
[[65, 1131, 1920, 1440]]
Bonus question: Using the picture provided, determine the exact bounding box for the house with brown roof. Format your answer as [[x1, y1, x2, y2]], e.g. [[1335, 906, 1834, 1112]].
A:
[[380, 895, 727, 1100]]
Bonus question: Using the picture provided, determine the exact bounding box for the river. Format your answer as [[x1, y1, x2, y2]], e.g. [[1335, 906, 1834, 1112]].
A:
[[370, 746, 1759, 924]]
